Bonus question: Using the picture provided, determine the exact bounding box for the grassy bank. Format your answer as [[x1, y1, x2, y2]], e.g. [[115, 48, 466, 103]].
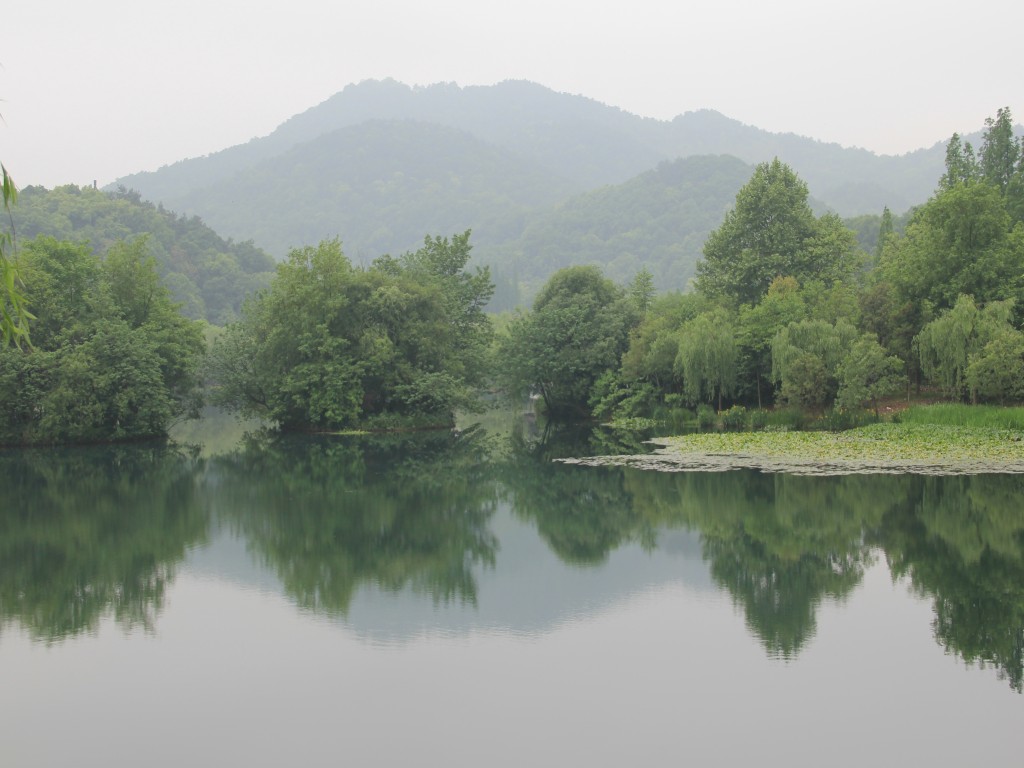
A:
[[897, 404, 1024, 430]]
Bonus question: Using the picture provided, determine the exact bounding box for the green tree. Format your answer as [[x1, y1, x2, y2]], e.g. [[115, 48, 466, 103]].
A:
[[979, 107, 1021, 194], [915, 295, 1016, 400], [965, 329, 1024, 404], [696, 159, 857, 305], [499, 266, 636, 418], [881, 182, 1023, 312], [0, 236, 204, 444], [939, 133, 978, 190], [771, 319, 859, 408], [209, 234, 494, 430], [675, 308, 738, 410], [875, 206, 895, 261], [627, 267, 655, 313], [736, 276, 807, 408], [835, 334, 904, 415]]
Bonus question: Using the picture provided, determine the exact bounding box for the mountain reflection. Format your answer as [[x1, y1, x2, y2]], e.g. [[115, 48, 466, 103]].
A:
[[2, 421, 1023, 691], [0, 444, 206, 641]]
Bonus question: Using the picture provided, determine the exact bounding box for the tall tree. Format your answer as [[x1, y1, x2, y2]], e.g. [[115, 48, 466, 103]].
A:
[[939, 133, 978, 190], [979, 107, 1021, 194], [880, 181, 1023, 312], [696, 159, 856, 305], [875, 206, 895, 261]]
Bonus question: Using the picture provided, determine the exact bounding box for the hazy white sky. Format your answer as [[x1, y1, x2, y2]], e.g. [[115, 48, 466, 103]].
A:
[[3, 0, 1021, 189]]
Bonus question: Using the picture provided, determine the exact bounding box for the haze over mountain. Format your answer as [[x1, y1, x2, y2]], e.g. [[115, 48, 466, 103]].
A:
[[110, 79, 964, 304]]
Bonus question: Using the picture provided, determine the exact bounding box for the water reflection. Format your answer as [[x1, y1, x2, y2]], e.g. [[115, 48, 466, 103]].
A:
[[206, 428, 500, 613], [2, 421, 1023, 692], [0, 444, 206, 641], [875, 475, 1024, 692]]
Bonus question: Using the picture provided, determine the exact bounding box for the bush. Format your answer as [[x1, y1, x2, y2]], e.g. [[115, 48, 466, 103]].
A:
[[720, 405, 748, 430], [748, 409, 769, 431], [811, 408, 877, 432], [696, 404, 716, 430]]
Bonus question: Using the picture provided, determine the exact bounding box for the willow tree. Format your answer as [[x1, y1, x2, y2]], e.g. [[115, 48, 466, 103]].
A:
[[675, 308, 738, 411], [915, 295, 1016, 400], [771, 318, 859, 408]]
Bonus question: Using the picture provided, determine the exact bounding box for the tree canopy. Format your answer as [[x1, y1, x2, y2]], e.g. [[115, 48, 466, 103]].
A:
[[208, 233, 494, 430], [0, 236, 205, 444], [696, 159, 858, 305]]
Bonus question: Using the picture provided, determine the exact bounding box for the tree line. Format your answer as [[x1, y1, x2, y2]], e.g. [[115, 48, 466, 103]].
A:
[[2, 107, 1022, 443]]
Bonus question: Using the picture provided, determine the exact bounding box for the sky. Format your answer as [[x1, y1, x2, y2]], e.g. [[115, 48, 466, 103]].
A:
[[3, 0, 1022, 189]]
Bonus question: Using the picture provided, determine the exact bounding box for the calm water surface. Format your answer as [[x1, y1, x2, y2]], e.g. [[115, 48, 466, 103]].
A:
[[1, 419, 1022, 767]]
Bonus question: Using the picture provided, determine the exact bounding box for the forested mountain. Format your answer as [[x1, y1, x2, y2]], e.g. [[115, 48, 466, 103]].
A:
[[114, 78, 955, 224], [163, 120, 576, 262], [11, 185, 275, 324], [478, 155, 755, 296], [106, 80, 1016, 308]]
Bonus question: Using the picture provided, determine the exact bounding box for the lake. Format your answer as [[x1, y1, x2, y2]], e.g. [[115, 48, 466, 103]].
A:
[[1, 416, 1022, 767]]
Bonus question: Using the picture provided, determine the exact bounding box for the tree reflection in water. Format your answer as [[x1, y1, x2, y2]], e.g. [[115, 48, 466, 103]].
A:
[[2, 417, 1022, 692], [207, 427, 500, 614], [0, 444, 207, 641]]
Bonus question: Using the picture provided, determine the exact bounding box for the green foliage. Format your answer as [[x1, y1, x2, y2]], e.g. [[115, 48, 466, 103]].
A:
[[979, 108, 1021, 194], [719, 405, 748, 430], [835, 334, 905, 414], [915, 295, 1016, 400], [880, 181, 1024, 312], [695, 403, 716, 429], [771, 318, 859, 408], [1, 163, 32, 347], [965, 331, 1024, 404], [898, 403, 1024, 430], [696, 159, 858, 305], [675, 308, 738, 409], [208, 233, 494, 430], [940, 133, 979, 190], [736, 276, 807, 407], [0, 236, 205, 445], [498, 265, 636, 418], [12, 185, 274, 325]]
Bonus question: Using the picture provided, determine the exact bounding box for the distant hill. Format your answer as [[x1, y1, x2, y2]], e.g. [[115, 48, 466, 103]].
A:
[[12, 185, 275, 324], [107, 79, 984, 306], [115, 79, 951, 221], [165, 119, 576, 262]]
